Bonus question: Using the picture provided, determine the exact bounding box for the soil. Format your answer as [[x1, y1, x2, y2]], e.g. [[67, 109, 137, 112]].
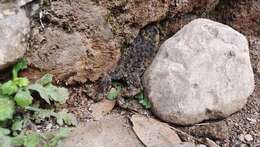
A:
[[26, 0, 120, 84], [20, 0, 260, 146]]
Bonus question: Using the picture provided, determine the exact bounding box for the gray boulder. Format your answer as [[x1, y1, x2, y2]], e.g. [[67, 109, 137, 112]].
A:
[[143, 18, 255, 125], [0, 2, 30, 69]]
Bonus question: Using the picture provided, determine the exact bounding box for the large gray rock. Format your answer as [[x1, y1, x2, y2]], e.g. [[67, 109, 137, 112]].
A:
[[143, 18, 255, 125], [0, 2, 30, 69]]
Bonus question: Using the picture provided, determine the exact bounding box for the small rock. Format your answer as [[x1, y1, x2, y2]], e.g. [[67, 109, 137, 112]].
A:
[[89, 99, 116, 120], [246, 118, 257, 123], [238, 134, 245, 142], [196, 145, 207, 147], [184, 121, 229, 140], [0, 2, 30, 69], [244, 134, 253, 142], [205, 138, 220, 147], [45, 123, 52, 131], [240, 144, 248, 147], [143, 18, 255, 125]]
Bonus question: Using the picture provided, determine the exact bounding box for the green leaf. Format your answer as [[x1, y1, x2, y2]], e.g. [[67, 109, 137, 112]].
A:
[[107, 82, 123, 101], [55, 109, 77, 126], [0, 94, 11, 99], [46, 128, 71, 147], [0, 84, 2, 95], [12, 134, 25, 146], [11, 117, 25, 132], [27, 107, 76, 126], [12, 58, 28, 79], [0, 99, 15, 121], [29, 83, 69, 104], [55, 128, 71, 138], [14, 77, 30, 87], [107, 88, 118, 100], [24, 132, 41, 147], [30, 108, 55, 121], [135, 91, 151, 109], [135, 92, 143, 99], [29, 74, 69, 104], [45, 84, 69, 104], [1, 81, 18, 96], [36, 74, 53, 86], [29, 84, 50, 104], [139, 98, 151, 109], [0, 128, 10, 135], [14, 89, 33, 107], [25, 106, 42, 112], [113, 82, 123, 92], [12, 132, 41, 147], [0, 134, 12, 147]]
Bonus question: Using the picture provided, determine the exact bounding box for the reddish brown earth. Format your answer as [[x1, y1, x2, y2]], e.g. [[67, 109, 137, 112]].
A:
[[26, 0, 120, 84]]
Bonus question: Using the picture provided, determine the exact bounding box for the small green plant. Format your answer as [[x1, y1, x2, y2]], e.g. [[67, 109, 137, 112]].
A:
[[106, 81, 152, 109], [0, 59, 76, 147], [135, 89, 151, 109], [107, 82, 123, 101]]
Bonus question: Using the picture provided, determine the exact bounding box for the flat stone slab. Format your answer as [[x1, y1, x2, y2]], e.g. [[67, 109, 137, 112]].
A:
[[58, 115, 144, 147]]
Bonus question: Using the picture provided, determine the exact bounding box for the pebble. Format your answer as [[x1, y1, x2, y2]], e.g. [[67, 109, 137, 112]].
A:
[[244, 134, 253, 142], [197, 145, 207, 147], [240, 144, 248, 147], [238, 134, 245, 142], [246, 118, 257, 123], [205, 138, 220, 147], [46, 123, 53, 130]]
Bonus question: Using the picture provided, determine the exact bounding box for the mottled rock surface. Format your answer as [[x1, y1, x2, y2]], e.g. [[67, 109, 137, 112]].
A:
[[143, 18, 255, 125], [169, 0, 219, 15], [108, 0, 221, 94], [0, 2, 30, 69], [213, 0, 260, 36], [182, 121, 229, 140], [99, 0, 171, 43], [26, 0, 120, 84]]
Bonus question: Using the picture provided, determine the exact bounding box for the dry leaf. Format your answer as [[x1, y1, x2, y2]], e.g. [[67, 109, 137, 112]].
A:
[[90, 99, 116, 120], [131, 114, 182, 146]]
